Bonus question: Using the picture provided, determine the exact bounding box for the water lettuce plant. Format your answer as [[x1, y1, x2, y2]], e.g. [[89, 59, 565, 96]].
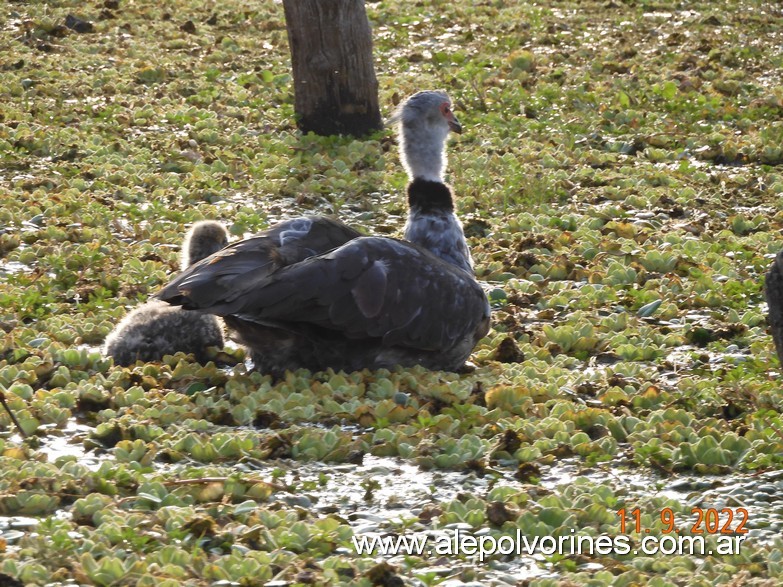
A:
[[0, 0, 782, 585]]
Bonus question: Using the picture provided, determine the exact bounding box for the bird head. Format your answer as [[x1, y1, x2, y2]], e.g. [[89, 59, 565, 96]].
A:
[[389, 90, 462, 135], [389, 90, 462, 183], [182, 221, 230, 269]]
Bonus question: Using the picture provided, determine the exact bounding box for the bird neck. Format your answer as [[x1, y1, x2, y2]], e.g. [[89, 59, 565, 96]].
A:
[[398, 119, 472, 273], [406, 178, 454, 214], [403, 179, 474, 274], [399, 123, 449, 183]]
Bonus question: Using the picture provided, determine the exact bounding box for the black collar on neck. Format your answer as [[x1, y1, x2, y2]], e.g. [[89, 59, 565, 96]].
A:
[[407, 178, 454, 213]]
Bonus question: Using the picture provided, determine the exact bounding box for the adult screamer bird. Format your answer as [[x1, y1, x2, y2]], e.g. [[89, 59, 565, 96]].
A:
[[155, 91, 490, 375], [765, 249, 783, 367], [103, 221, 229, 365]]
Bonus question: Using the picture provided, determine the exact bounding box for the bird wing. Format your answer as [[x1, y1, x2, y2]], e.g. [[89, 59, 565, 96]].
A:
[[155, 216, 361, 311], [227, 236, 490, 352]]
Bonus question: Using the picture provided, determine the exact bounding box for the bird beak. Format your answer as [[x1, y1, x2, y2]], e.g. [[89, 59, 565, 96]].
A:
[[448, 115, 463, 134]]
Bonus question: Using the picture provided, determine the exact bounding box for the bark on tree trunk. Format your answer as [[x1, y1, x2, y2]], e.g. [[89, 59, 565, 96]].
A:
[[282, 0, 383, 137]]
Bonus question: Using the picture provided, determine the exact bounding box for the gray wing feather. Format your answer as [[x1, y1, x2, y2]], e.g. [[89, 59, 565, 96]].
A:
[[216, 237, 487, 351], [156, 216, 361, 312], [350, 260, 388, 318]]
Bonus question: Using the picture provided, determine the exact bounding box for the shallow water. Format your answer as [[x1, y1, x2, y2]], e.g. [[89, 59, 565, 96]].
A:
[[2, 418, 780, 580], [0, 260, 34, 275], [30, 421, 105, 470]]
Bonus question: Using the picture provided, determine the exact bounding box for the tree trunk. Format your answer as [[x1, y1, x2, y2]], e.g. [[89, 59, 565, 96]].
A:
[[282, 0, 382, 137]]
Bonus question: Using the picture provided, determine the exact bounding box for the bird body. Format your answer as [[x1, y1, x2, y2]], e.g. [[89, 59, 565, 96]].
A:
[[103, 221, 229, 366], [162, 233, 488, 375], [102, 300, 225, 366], [156, 91, 490, 374], [765, 250, 783, 366]]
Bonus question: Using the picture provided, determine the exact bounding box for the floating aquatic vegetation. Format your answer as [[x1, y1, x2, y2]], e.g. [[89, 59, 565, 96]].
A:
[[1, 0, 782, 584]]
